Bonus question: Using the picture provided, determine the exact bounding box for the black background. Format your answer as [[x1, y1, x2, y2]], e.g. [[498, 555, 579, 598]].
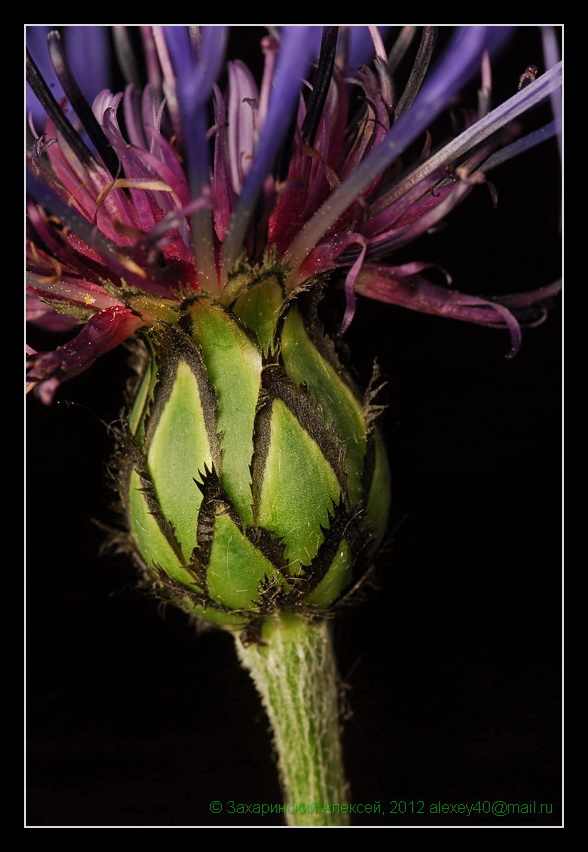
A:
[[26, 26, 561, 827]]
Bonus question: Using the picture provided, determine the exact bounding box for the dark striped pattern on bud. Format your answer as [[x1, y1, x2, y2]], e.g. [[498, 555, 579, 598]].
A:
[[119, 272, 390, 635]]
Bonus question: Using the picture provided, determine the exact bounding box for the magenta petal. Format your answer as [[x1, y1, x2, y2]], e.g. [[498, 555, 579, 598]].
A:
[[27, 306, 144, 404]]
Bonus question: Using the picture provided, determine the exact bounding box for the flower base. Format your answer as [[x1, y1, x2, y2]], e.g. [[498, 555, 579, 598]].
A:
[[236, 614, 349, 827]]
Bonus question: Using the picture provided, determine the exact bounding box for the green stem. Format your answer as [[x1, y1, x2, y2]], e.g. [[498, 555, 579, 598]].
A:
[[235, 613, 349, 827]]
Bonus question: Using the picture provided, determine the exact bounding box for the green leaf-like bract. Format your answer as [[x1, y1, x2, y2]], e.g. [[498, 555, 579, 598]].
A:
[[121, 275, 390, 631]]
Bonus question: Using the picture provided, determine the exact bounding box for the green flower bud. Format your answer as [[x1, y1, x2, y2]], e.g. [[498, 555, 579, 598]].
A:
[[119, 269, 390, 636]]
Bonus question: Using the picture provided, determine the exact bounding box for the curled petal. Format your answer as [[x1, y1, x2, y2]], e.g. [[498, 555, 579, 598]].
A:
[[27, 306, 145, 404], [354, 263, 561, 357], [340, 236, 367, 333]]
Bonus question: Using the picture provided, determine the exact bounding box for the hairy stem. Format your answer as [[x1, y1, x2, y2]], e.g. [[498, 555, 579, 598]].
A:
[[235, 613, 349, 826]]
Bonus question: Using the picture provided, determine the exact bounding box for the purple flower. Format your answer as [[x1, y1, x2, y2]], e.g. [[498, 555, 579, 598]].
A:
[[26, 26, 561, 402]]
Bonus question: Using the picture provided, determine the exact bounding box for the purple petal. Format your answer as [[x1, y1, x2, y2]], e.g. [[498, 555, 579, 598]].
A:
[[163, 26, 229, 288], [364, 181, 473, 256], [285, 27, 514, 280], [496, 282, 562, 319], [27, 171, 123, 260], [140, 26, 162, 91], [26, 173, 172, 297], [374, 60, 562, 215], [221, 26, 318, 276], [122, 84, 147, 150], [46, 29, 119, 177], [98, 102, 189, 232], [483, 119, 562, 172], [354, 263, 560, 357], [150, 27, 183, 145]]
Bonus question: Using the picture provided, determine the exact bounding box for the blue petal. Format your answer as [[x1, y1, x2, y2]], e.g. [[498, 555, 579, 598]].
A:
[[27, 26, 110, 130], [64, 26, 110, 104], [164, 26, 228, 188], [346, 26, 391, 69], [26, 26, 64, 127], [164, 26, 227, 107]]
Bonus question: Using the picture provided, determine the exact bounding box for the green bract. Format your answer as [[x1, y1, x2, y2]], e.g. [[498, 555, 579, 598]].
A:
[[120, 269, 390, 635]]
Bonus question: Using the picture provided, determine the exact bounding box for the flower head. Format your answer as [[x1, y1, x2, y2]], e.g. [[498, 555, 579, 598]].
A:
[[27, 26, 561, 403]]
